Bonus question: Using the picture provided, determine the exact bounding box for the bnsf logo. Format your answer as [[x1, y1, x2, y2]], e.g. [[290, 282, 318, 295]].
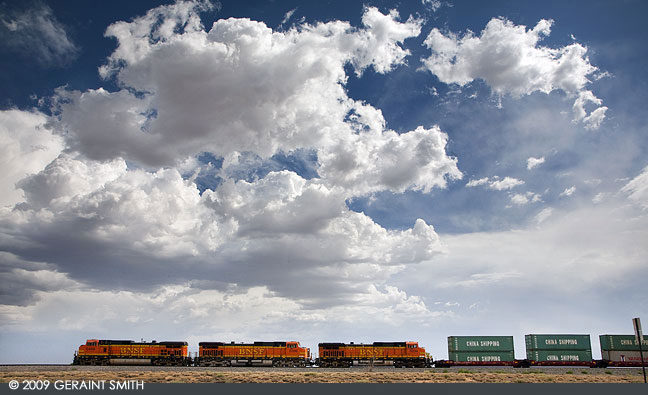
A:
[[237, 348, 268, 355], [121, 347, 143, 354]]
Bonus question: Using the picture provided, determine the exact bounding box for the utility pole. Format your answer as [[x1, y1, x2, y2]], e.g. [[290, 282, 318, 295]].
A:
[[633, 317, 646, 384]]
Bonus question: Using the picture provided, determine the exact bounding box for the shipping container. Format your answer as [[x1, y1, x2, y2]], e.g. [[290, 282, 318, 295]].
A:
[[448, 351, 515, 362], [600, 335, 648, 351], [526, 349, 592, 362], [447, 336, 514, 352], [525, 334, 591, 351], [601, 350, 648, 367], [601, 350, 648, 364]]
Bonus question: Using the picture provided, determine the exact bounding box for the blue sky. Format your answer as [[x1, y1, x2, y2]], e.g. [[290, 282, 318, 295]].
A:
[[1, 0, 647, 363]]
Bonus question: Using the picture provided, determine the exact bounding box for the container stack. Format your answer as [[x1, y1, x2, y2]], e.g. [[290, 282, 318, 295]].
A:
[[525, 334, 592, 365], [600, 335, 648, 366], [447, 336, 515, 363]]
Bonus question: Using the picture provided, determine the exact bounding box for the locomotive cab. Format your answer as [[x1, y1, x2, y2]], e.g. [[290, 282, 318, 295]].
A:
[[287, 341, 311, 362], [406, 341, 426, 358], [78, 339, 102, 355]]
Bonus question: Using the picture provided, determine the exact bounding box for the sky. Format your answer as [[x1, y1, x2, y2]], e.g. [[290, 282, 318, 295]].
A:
[[0, 0, 647, 363]]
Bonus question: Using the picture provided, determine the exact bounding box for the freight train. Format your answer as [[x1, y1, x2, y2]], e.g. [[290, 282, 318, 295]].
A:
[[72, 334, 648, 368]]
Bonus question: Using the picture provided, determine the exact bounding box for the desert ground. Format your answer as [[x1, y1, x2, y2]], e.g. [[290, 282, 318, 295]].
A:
[[1, 366, 646, 383]]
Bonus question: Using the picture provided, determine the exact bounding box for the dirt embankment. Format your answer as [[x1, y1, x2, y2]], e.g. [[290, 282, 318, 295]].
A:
[[1, 369, 645, 383]]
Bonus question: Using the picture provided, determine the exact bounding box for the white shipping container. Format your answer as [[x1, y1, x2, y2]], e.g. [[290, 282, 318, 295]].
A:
[[602, 350, 648, 363]]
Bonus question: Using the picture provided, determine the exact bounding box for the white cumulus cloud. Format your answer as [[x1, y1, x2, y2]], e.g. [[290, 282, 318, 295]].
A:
[[489, 177, 525, 191], [466, 176, 524, 191], [1, 137, 447, 307], [527, 156, 545, 170], [466, 177, 489, 187], [510, 192, 542, 206], [52, 2, 430, 192], [281, 8, 297, 25], [560, 186, 576, 197], [421, 17, 607, 129], [0, 110, 64, 207], [48, 1, 458, 200], [318, 125, 461, 195], [573, 90, 608, 130]]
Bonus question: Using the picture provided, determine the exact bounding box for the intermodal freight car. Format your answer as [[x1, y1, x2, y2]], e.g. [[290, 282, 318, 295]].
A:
[[599, 334, 648, 367], [525, 334, 595, 367], [197, 341, 310, 367], [73, 339, 189, 366], [435, 336, 525, 368], [317, 342, 427, 367]]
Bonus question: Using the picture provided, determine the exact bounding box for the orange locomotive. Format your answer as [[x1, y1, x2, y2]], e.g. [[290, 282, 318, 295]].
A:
[[318, 341, 428, 368], [197, 341, 310, 367], [73, 339, 189, 366]]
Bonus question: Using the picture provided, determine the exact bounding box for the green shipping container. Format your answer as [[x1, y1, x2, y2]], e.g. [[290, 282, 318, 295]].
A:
[[449, 351, 515, 362], [525, 334, 591, 351], [600, 335, 648, 351], [526, 349, 592, 362], [448, 336, 514, 352]]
